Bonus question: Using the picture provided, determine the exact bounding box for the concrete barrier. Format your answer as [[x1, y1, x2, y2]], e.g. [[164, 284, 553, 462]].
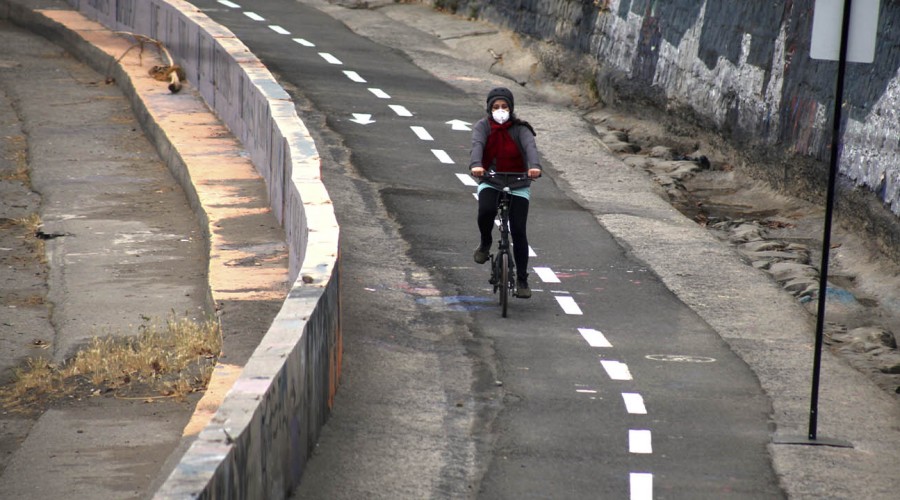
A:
[[5, 0, 342, 497]]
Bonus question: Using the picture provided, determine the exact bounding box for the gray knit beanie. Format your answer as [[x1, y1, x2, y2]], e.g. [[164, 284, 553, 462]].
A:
[[486, 87, 514, 113]]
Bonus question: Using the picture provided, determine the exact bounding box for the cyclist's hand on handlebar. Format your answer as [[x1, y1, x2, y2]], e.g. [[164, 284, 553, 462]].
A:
[[528, 168, 542, 179], [471, 166, 485, 177]]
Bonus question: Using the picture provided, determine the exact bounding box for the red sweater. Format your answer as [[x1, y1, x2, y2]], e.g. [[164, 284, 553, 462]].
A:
[[482, 121, 525, 173]]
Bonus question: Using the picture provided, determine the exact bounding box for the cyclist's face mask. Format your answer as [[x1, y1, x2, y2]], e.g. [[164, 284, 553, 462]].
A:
[[491, 101, 510, 124]]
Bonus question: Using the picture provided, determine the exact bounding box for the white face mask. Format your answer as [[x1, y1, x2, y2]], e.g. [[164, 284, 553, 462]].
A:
[[492, 109, 510, 124]]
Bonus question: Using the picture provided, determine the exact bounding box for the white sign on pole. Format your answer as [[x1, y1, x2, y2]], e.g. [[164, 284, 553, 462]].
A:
[[810, 0, 880, 63]]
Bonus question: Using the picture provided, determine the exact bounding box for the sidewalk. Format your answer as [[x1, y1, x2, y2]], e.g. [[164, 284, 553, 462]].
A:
[[0, 1, 288, 497]]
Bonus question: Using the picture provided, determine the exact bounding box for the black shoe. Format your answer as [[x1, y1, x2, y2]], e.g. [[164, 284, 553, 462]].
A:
[[473, 245, 490, 264], [516, 278, 531, 298]]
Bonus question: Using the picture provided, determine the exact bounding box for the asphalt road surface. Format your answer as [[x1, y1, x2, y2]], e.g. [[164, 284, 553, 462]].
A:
[[193, 0, 783, 498]]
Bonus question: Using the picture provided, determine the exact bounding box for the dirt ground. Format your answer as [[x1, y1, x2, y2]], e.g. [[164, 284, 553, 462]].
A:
[[0, 76, 46, 390], [0, 51, 49, 472]]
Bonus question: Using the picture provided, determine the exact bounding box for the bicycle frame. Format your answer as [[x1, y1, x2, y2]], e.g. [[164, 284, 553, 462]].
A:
[[482, 172, 531, 317], [489, 189, 515, 316]]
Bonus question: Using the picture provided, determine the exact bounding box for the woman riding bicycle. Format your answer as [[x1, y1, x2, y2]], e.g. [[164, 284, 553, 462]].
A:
[[469, 87, 542, 298]]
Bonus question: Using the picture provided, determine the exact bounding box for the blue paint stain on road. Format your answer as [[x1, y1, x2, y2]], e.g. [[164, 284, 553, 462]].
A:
[[415, 295, 496, 311]]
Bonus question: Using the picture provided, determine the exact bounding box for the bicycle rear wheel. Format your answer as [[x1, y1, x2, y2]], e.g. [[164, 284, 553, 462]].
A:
[[499, 252, 509, 317]]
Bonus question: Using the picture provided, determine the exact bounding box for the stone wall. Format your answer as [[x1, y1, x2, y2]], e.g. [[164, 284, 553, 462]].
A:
[[450, 0, 900, 217]]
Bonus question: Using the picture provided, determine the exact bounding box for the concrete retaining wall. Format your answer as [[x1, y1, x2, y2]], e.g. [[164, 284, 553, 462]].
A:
[[52, 0, 342, 497], [451, 0, 900, 213]]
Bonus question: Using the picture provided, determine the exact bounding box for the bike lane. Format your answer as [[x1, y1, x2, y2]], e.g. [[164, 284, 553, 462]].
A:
[[192, 0, 782, 497]]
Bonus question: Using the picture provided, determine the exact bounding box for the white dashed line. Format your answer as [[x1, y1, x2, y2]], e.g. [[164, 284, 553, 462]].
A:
[[533, 267, 560, 283], [456, 173, 478, 187], [630, 473, 653, 500], [318, 52, 342, 65], [389, 104, 413, 117], [342, 70, 365, 82], [600, 360, 633, 380], [629, 430, 652, 454], [578, 328, 612, 348], [410, 126, 433, 141], [431, 149, 454, 164], [555, 295, 583, 315], [622, 393, 647, 414], [301, 44, 659, 493], [217, 0, 240, 8], [269, 25, 290, 35], [244, 12, 265, 21]]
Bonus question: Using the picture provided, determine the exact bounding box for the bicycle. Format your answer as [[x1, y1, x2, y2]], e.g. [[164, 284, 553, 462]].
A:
[[481, 172, 532, 318]]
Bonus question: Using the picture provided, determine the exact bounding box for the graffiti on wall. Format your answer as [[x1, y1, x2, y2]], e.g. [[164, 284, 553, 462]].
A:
[[464, 0, 900, 212]]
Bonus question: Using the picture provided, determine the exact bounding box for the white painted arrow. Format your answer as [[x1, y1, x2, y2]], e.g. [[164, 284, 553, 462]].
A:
[[447, 119, 472, 131], [350, 113, 375, 125]]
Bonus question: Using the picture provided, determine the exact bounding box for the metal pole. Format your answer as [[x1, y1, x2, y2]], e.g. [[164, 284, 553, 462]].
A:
[[809, 0, 854, 441]]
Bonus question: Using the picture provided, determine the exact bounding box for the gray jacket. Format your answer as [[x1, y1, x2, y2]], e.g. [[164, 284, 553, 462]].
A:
[[469, 117, 542, 172]]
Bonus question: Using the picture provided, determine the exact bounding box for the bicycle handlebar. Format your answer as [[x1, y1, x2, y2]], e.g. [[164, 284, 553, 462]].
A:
[[476, 171, 538, 190]]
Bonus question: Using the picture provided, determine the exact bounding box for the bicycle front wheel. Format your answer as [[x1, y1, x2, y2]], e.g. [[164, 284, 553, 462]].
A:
[[500, 252, 509, 317]]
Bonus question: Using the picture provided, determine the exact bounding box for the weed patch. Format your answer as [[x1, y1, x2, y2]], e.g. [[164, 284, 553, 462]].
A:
[[13, 213, 45, 262], [1, 135, 29, 185], [0, 314, 221, 413]]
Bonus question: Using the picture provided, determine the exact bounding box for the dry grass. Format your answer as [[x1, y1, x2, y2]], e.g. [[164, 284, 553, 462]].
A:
[[16, 213, 40, 230], [0, 313, 221, 413], [14, 213, 45, 262], [4, 295, 45, 307], [1, 135, 29, 185]]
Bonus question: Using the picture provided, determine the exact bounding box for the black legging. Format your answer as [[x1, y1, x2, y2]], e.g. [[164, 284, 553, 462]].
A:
[[477, 188, 530, 281]]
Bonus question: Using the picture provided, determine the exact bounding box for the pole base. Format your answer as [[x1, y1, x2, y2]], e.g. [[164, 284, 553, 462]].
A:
[[773, 435, 853, 448]]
